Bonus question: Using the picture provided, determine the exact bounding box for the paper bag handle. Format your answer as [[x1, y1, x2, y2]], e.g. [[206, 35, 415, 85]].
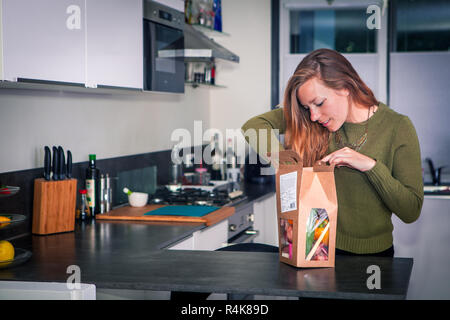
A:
[[313, 160, 335, 172], [267, 150, 302, 165]]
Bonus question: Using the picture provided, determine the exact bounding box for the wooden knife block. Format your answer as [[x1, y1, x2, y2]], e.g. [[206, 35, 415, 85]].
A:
[[32, 178, 77, 235]]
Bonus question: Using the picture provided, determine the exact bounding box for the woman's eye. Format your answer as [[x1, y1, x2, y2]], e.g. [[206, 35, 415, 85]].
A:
[[316, 101, 324, 107]]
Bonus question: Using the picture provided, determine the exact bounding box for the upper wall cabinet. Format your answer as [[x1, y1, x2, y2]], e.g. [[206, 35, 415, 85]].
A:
[[0, 0, 143, 89], [1, 0, 86, 84], [85, 0, 142, 89]]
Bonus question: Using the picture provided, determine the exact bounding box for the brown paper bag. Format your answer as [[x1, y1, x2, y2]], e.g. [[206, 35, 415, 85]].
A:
[[270, 150, 338, 268]]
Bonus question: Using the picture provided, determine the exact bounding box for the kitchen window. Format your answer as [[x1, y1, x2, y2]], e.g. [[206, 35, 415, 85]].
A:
[[279, 0, 388, 106], [392, 0, 450, 52], [290, 8, 376, 54]]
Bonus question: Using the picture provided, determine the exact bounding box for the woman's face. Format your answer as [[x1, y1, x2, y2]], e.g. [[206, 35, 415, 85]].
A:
[[297, 77, 350, 132]]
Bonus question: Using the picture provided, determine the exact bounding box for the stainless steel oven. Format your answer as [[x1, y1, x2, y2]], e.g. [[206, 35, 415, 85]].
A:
[[143, 1, 185, 93]]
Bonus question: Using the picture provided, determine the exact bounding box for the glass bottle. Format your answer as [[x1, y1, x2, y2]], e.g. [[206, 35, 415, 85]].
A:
[[213, 0, 222, 32], [86, 154, 100, 216], [76, 189, 91, 221], [211, 133, 223, 180]]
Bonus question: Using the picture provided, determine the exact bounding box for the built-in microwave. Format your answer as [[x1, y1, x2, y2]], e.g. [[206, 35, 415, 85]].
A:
[[143, 1, 185, 93]]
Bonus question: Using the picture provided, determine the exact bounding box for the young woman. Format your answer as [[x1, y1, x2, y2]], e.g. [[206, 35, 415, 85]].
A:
[[242, 48, 424, 257]]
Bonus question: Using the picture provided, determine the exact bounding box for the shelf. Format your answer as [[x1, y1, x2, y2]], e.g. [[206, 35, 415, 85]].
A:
[[191, 24, 230, 37], [185, 81, 226, 89]]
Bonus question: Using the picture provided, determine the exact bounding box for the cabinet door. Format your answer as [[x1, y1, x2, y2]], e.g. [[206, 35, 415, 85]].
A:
[[85, 0, 143, 89], [168, 236, 194, 250], [151, 0, 185, 12], [253, 194, 278, 247], [393, 198, 450, 299], [193, 219, 228, 251], [2, 0, 85, 83]]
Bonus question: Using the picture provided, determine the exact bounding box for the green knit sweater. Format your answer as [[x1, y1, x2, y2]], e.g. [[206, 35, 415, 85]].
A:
[[241, 103, 424, 254]]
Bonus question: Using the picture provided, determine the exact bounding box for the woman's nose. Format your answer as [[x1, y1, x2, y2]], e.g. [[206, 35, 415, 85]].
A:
[[309, 107, 320, 122]]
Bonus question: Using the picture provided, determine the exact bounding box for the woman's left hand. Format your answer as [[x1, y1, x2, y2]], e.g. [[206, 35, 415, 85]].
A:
[[320, 147, 376, 172]]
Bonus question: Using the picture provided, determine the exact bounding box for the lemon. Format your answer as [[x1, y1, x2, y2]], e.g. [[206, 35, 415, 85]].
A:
[[0, 240, 15, 262], [0, 216, 11, 228]]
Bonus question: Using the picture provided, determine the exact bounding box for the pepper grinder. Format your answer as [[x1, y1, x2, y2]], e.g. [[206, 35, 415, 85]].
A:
[[105, 173, 112, 212]]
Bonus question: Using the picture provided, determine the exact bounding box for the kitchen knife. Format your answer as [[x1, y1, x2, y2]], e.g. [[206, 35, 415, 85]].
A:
[[66, 150, 73, 179], [58, 146, 65, 180], [52, 146, 59, 180], [44, 146, 51, 181]]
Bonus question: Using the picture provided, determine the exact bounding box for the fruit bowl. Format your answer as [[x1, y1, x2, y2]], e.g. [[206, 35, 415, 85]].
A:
[[0, 186, 20, 198], [0, 214, 27, 231], [0, 248, 32, 270]]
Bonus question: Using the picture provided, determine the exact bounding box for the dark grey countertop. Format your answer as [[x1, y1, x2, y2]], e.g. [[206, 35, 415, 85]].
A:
[[0, 181, 413, 299], [1, 227, 413, 299]]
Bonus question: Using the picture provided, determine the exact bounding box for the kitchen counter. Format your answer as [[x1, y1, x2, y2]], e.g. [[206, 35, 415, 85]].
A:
[[1, 222, 413, 299], [0, 182, 413, 299]]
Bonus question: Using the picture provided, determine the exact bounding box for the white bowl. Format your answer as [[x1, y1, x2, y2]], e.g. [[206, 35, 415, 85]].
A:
[[128, 192, 148, 207]]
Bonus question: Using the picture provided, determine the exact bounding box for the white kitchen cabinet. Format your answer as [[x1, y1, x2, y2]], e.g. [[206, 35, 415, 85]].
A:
[[167, 235, 194, 250], [192, 219, 228, 250], [253, 193, 279, 247], [151, 0, 184, 12], [85, 0, 143, 89], [1, 0, 143, 89], [0, 281, 96, 300], [167, 219, 228, 251], [392, 197, 450, 299], [1, 0, 86, 83]]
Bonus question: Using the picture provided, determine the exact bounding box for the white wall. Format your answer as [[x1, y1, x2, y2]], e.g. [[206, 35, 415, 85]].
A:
[[209, 0, 272, 159], [0, 0, 273, 173], [0, 86, 211, 173]]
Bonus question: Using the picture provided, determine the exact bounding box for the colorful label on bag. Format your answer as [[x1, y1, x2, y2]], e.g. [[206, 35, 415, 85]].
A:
[[86, 179, 95, 207], [280, 171, 297, 213]]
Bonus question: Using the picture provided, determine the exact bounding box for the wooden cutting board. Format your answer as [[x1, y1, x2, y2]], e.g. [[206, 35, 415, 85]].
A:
[[95, 204, 235, 226]]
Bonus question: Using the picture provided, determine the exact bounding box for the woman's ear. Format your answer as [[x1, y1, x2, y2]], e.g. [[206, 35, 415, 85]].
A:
[[336, 88, 349, 97]]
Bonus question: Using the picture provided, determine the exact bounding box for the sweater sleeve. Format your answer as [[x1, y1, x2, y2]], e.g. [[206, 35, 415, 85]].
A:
[[241, 107, 286, 161], [364, 116, 424, 223]]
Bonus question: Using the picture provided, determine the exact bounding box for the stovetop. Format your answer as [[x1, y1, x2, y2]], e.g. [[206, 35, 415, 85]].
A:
[[150, 186, 246, 207]]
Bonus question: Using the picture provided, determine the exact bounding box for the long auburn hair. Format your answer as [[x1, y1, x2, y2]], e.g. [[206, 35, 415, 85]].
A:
[[283, 48, 379, 166]]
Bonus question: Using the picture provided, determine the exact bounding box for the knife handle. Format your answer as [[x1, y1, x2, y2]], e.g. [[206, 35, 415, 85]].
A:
[[67, 150, 73, 179], [44, 146, 51, 181], [52, 146, 59, 180], [58, 146, 65, 180]]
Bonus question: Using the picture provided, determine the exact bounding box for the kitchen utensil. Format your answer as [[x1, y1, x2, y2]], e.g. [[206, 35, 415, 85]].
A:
[[96, 204, 234, 226], [99, 174, 106, 213], [123, 187, 132, 196], [105, 173, 112, 212], [66, 150, 73, 179], [44, 146, 51, 181], [128, 192, 149, 207], [52, 146, 59, 180], [144, 205, 219, 217], [58, 146, 65, 180]]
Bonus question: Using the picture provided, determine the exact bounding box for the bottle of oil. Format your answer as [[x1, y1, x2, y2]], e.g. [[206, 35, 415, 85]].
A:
[[85, 154, 100, 216]]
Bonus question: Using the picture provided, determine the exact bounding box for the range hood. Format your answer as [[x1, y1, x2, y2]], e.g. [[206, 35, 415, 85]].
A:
[[158, 24, 239, 63]]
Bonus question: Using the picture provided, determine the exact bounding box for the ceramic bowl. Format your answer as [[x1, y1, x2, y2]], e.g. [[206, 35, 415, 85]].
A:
[[128, 192, 148, 207]]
